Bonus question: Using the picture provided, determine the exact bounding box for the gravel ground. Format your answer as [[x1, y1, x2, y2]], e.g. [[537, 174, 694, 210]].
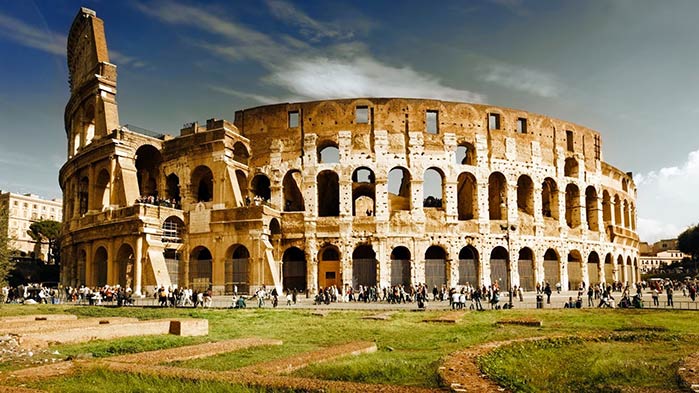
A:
[[0, 335, 64, 370]]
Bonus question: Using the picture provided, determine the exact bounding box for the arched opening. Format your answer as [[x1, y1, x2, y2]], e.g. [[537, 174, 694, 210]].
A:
[[604, 253, 614, 284], [352, 245, 377, 288], [425, 246, 447, 289], [94, 169, 110, 210], [588, 251, 600, 286], [166, 173, 181, 206], [163, 248, 181, 288], [236, 170, 248, 202], [542, 178, 559, 219], [458, 246, 479, 286], [317, 170, 340, 217], [82, 104, 95, 145], [388, 167, 411, 211], [586, 186, 599, 231], [623, 199, 630, 229], [565, 184, 581, 228], [225, 245, 249, 294], [614, 194, 622, 226], [622, 178, 628, 192], [630, 203, 636, 230], [564, 157, 578, 178], [190, 246, 213, 292], [283, 170, 304, 212], [79, 176, 89, 215], [390, 246, 411, 287], [191, 166, 214, 202], [518, 247, 535, 291], [626, 255, 633, 283], [233, 142, 249, 165], [318, 246, 341, 289], [93, 247, 108, 287], [251, 174, 271, 202], [283, 247, 307, 292], [318, 142, 339, 163], [269, 218, 281, 237], [457, 172, 477, 220], [488, 172, 508, 220], [423, 168, 444, 208], [455, 142, 476, 165], [568, 250, 583, 290], [162, 216, 185, 244], [543, 248, 560, 285], [616, 254, 625, 283], [602, 190, 612, 226], [352, 167, 375, 216], [135, 145, 162, 198], [517, 175, 534, 216], [116, 244, 135, 289], [490, 246, 510, 290]]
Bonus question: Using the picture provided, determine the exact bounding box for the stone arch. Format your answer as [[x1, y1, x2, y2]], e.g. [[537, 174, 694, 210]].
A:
[[614, 194, 622, 226], [233, 142, 249, 165], [490, 246, 510, 290], [94, 169, 110, 210], [318, 141, 339, 163], [423, 167, 444, 208], [602, 190, 612, 225], [543, 248, 560, 285], [166, 173, 181, 205], [623, 199, 630, 229], [565, 183, 581, 228], [518, 247, 535, 291], [585, 186, 599, 231], [488, 172, 508, 220], [622, 178, 628, 192], [190, 246, 213, 292], [317, 170, 339, 217], [269, 218, 281, 237], [115, 243, 135, 289], [225, 244, 249, 294], [388, 167, 411, 211], [425, 245, 447, 289], [458, 245, 479, 286], [630, 203, 636, 230], [77, 248, 87, 285], [191, 165, 214, 202], [318, 245, 341, 290], [352, 244, 377, 288], [282, 246, 307, 292], [603, 253, 614, 284], [390, 246, 411, 287], [352, 167, 375, 216], [93, 246, 108, 287], [542, 177, 559, 219], [283, 170, 304, 212], [236, 170, 248, 200], [79, 176, 89, 215], [455, 142, 476, 165], [251, 173, 271, 202], [616, 254, 625, 283], [135, 144, 162, 197], [517, 175, 534, 216], [588, 251, 600, 286], [568, 250, 584, 290], [457, 172, 477, 220], [626, 255, 633, 283], [564, 157, 578, 177]]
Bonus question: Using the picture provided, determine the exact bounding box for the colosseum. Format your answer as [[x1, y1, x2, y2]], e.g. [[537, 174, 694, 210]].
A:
[[59, 8, 639, 296]]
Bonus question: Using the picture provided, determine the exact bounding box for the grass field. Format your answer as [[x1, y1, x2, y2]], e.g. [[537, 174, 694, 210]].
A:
[[0, 304, 697, 392]]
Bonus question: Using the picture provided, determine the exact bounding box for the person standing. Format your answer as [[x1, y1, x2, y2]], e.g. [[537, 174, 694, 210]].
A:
[[544, 282, 552, 304], [666, 284, 674, 307]]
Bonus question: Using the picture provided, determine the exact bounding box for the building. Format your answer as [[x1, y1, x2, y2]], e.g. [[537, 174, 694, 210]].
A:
[[59, 8, 640, 296], [0, 190, 63, 260], [638, 238, 688, 274]]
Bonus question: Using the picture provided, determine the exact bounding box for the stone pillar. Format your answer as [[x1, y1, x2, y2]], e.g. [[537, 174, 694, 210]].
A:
[[411, 179, 425, 222], [134, 236, 143, 296], [107, 239, 115, 285], [480, 245, 491, 287], [444, 179, 458, 222], [88, 164, 96, 212], [339, 179, 352, 217], [374, 176, 389, 221], [84, 243, 93, 287]]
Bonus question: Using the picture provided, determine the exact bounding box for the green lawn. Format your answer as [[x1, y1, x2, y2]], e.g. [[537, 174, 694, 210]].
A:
[[0, 305, 697, 392]]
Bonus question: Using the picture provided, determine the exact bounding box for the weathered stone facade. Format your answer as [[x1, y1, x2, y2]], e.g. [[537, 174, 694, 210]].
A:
[[59, 8, 639, 296]]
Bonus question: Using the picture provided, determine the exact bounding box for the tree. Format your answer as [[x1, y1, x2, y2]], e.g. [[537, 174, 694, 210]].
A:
[[678, 224, 699, 274], [0, 208, 15, 286], [26, 220, 62, 264]]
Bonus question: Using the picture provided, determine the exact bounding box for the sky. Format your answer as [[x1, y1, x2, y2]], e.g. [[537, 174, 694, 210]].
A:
[[1, 0, 699, 243]]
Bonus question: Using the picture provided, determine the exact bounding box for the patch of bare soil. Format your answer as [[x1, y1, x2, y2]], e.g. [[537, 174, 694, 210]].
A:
[[495, 318, 542, 327], [423, 312, 463, 324], [238, 341, 377, 374], [677, 351, 699, 392]]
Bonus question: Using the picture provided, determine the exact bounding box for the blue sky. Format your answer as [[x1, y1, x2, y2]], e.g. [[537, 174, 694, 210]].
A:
[[1, 0, 699, 243]]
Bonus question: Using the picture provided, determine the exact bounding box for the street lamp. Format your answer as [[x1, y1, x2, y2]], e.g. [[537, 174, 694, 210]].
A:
[[499, 193, 517, 309]]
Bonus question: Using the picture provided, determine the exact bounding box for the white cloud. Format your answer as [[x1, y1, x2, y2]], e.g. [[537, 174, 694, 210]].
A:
[[265, 0, 353, 42], [480, 62, 561, 98], [635, 148, 699, 242], [0, 11, 144, 68]]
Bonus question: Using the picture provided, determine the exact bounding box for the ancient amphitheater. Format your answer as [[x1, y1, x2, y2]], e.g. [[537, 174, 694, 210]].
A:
[[59, 8, 639, 297]]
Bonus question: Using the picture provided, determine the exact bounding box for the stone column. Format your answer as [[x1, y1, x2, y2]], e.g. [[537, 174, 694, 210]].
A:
[[134, 236, 143, 296]]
